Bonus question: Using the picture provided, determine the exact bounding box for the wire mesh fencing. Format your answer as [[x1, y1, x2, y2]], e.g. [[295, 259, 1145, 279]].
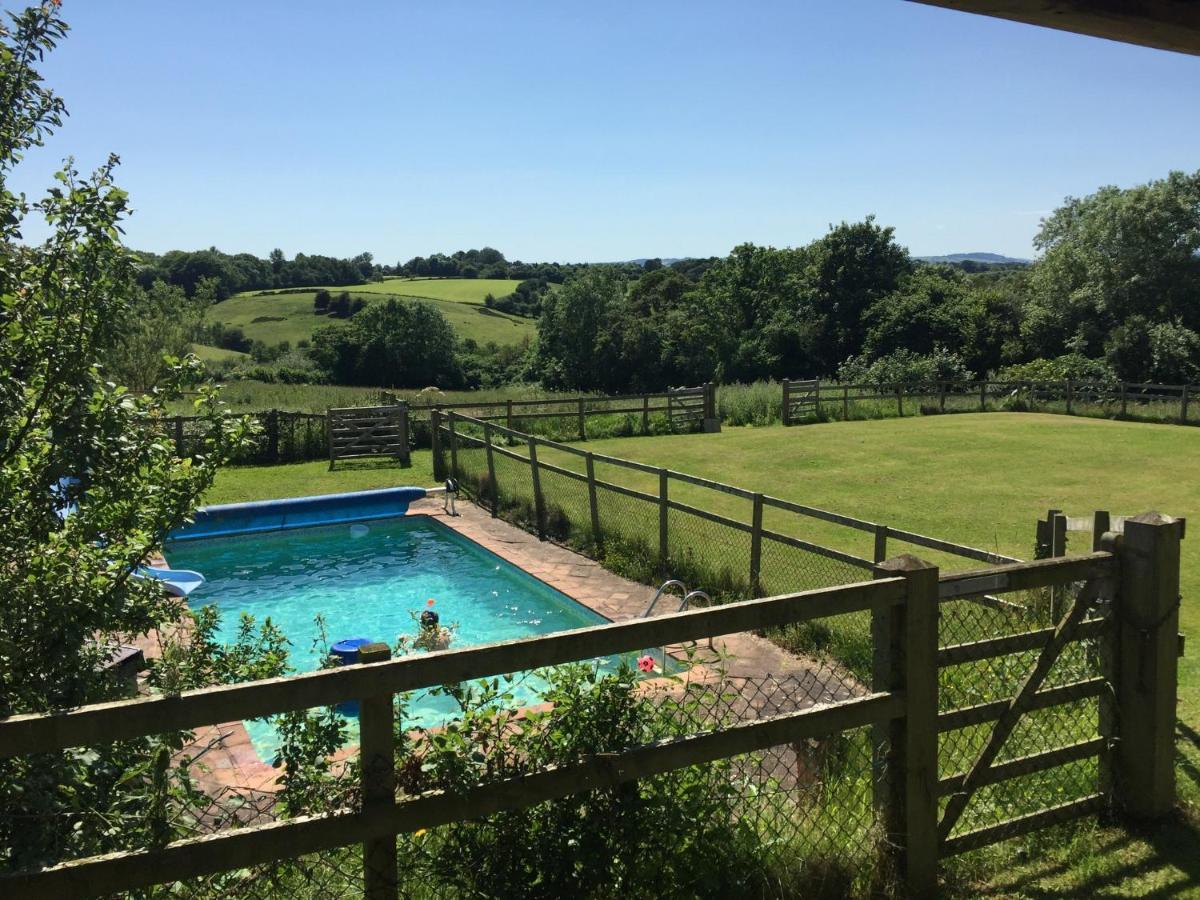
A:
[[934, 571, 1114, 852]]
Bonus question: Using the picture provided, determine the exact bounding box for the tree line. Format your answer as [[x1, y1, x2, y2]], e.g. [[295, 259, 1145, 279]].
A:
[[535, 171, 1200, 392], [133, 247, 376, 300]]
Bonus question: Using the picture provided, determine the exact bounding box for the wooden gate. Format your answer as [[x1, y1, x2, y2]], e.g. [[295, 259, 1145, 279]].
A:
[[935, 570, 1112, 854], [327, 403, 411, 469], [782, 379, 820, 425], [666, 384, 713, 430]]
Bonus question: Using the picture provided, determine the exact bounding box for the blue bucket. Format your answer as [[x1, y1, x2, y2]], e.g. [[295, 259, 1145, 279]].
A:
[[330, 637, 373, 716]]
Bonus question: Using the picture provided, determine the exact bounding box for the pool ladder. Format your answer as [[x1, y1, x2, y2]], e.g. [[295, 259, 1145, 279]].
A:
[[640, 579, 714, 651]]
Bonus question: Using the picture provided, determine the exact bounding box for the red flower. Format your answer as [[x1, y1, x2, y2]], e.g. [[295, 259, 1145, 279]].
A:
[[637, 655, 655, 673]]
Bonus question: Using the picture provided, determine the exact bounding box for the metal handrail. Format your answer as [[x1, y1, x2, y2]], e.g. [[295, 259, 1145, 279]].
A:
[[640, 579, 687, 618]]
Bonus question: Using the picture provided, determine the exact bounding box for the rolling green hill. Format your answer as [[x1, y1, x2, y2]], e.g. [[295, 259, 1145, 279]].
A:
[[204, 282, 536, 348]]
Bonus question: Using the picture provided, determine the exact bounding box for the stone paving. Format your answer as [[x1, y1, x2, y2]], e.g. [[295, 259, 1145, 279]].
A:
[[170, 495, 864, 794]]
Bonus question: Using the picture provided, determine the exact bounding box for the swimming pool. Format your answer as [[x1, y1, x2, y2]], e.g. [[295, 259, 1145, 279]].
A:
[[166, 513, 664, 756]]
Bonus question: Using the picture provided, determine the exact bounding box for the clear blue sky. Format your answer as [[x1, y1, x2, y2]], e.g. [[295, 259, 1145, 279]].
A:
[[11, 0, 1200, 263]]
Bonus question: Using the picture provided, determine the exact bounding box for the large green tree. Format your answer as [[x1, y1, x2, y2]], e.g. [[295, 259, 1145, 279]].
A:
[[1031, 170, 1200, 362], [0, 4, 256, 869], [310, 297, 464, 387]]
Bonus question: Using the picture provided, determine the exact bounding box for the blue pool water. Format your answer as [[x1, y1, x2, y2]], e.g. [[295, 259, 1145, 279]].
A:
[[166, 515, 663, 757]]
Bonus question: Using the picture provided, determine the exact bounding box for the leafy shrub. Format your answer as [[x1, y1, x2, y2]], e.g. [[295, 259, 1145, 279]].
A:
[[408, 665, 766, 898], [837, 347, 971, 386], [993, 353, 1118, 384]]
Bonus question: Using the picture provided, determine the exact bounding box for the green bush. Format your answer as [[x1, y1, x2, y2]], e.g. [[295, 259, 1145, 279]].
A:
[[406, 664, 768, 898]]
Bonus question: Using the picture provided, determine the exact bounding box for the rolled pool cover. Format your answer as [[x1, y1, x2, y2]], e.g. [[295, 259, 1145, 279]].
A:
[[168, 486, 428, 541]]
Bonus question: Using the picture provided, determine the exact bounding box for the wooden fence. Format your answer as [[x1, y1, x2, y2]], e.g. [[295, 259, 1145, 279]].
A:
[[327, 403, 411, 469], [0, 515, 1184, 897], [165, 384, 719, 466], [782, 377, 1200, 426], [435, 412, 1020, 588], [405, 382, 719, 438]]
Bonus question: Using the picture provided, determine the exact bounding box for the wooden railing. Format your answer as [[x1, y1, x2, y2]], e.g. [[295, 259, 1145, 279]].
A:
[[782, 377, 1200, 426], [1, 577, 907, 897], [166, 384, 720, 465], [407, 382, 718, 438], [435, 412, 1019, 582], [0, 516, 1185, 897]]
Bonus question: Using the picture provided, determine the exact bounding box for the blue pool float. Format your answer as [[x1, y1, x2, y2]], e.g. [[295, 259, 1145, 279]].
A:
[[331, 637, 374, 716]]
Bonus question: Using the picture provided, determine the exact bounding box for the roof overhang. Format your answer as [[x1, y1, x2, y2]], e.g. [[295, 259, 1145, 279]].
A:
[[907, 1, 1200, 56]]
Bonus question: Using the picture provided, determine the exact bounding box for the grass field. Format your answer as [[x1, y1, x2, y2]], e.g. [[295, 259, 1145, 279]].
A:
[[189, 342, 248, 362], [330, 277, 525, 303], [205, 284, 535, 348], [206, 412, 1200, 895]]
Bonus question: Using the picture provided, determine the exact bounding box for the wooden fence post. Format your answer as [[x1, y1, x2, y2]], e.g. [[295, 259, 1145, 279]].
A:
[[979, 381, 987, 411], [896, 384, 904, 417], [484, 422, 498, 516], [749, 493, 764, 596], [703, 382, 721, 432], [577, 398, 586, 441], [782, 380, 792, 427], [843, 384, 850, 421], [528, 437, 545, 539], [266, 409, 280, 463], [448, 415, 459, 480], [1181, 385, 1190, 424], [642, 395, 650, 434], [658, 469, 669, 568], [1114, 512, 1185, 819], [430, 410, 444, 481], [1049, 509, 1067, 618], [1066, 378, 1074, 415], [938, 382, 947, 413], [872, 554, 939, 896], [357, 642, 397, 900], [873, 524, 888, 563], [586, 452, 601, 545], [1092, 510, 1111, 552], [1120, 382, 1128, 417], [506, 399, 514, 430]]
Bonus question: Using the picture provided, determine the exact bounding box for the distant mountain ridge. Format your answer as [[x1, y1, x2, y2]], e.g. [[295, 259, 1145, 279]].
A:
[[917, 252, 1030, 265]]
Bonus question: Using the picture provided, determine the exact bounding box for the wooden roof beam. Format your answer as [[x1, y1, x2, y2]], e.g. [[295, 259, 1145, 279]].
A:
[[908, 1, 1200, 56]]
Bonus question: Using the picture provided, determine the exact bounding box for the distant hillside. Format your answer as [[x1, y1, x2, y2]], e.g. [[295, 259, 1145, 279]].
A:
[[202, 279, 536, 350], [917, 252, 1030, 265]]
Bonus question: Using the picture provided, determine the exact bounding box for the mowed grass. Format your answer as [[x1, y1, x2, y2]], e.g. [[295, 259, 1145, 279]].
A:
[[565, 414, 1200, 721], [206, 454, 435, 506], [205, 287, 535, 348]]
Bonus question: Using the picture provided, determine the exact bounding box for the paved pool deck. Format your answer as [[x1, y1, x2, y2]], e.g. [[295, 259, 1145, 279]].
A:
[[173, 494, 865, 795]]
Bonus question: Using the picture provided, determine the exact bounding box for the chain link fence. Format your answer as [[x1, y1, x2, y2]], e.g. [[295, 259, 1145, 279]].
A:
[[94, 655, 889, 899]]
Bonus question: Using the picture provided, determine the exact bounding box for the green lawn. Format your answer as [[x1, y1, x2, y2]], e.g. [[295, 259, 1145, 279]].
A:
[[205, 412, 1200, 895], [206, 287, 535, 348], [207, 454, 435, 506]]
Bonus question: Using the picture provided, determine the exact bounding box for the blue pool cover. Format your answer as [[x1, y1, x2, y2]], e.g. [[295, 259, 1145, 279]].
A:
[[169, 487, 428, 541]]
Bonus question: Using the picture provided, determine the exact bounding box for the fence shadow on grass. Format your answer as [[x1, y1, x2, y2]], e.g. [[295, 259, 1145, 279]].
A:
[[955, 726, 1200, 898]]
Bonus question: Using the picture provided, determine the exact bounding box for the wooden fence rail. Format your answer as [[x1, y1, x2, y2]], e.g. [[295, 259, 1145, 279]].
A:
[[166, 384, 720, 466], [0, 519, 1185, 897], [438, 412, 1017, 576], [2, 537, 1183, 898], [782, 377, 1200, 427]]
